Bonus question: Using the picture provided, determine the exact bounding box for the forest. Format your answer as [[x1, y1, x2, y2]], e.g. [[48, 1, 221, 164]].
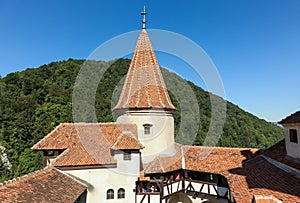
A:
[[0, 58, 284, 182]]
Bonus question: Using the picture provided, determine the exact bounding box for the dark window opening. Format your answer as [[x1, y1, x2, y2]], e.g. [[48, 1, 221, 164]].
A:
[[46, 150, 54, 156], [44, 150, 64, 157], [143, 124, 152, 135], [106, 189, 114, 199], [290, 129, 298, 143], [123, 151, 131, 160], [74, 191, 87, 203], [118, 188, 125, 199]]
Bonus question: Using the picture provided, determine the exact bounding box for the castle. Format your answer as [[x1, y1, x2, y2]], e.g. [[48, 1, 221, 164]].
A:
[[0, 8, 299, 203]]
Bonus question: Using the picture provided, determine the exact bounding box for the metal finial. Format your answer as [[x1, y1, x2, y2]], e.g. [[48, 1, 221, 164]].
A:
[[141, 6, 147, 29]]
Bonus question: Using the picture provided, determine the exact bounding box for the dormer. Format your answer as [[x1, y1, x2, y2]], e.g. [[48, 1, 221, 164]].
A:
[[111, 133, 144, 175], [42, 149, 64, 167], [279, 111, 300, 159]]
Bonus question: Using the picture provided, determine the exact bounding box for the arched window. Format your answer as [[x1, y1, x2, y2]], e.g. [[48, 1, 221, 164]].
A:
[[106, 189, 114, 199], [118, 188, 125, 199]]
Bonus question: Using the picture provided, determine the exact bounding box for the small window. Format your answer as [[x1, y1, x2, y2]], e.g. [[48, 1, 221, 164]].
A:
[[74, 191, 87, 203], [46, 150, 54, 156], [123, 151, 131, 160], [74, 198, 81, 203], [143, 124, 152, 135], [289, 129, 298, 143], [106, 189, 114, 199], [118, 188, 125, 199]]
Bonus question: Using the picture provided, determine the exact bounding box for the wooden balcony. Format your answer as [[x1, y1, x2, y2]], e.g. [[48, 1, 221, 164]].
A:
[[136, 169, 235, 203]]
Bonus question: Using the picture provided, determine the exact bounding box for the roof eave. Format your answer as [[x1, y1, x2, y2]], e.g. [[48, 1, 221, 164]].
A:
[[113, 106, 176, 112]]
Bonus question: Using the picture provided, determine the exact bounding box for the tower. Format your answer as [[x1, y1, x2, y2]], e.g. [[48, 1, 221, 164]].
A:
[[113, 7, 176, 163], [279, 111, 300, 159]]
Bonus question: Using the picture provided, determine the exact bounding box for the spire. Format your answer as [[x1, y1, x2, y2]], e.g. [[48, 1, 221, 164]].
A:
[[141, 6, 147, 29], [113, 22, 176, 112]]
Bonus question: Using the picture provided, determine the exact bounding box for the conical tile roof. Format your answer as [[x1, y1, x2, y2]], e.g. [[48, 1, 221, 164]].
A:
[[113, 29, 175, 111]]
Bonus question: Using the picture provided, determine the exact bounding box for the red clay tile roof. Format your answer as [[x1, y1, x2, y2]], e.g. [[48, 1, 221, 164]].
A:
[[227, 155, 300, 202], [111, 133, 144, 150], [279, 110, 300, 124], [113, 29, 176, 111], [264, 139, 300, 171], [0, 167, 86, 203], [145, 145, 259, 174], [145, 144, 300, 202], [144, 143, 183, 173], [183, 146, 260, 174], [253, 195, 283, 203], [32, 123, 141, 167]]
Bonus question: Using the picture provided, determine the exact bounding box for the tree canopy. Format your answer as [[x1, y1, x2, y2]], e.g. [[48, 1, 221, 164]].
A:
[[0, 59, 283, 182]]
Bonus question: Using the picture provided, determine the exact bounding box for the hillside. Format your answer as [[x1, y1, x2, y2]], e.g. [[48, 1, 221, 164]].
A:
[[0, 58, 283, 182]]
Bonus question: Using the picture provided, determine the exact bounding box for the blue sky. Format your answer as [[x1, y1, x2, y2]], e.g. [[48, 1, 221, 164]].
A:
[[1, 0, 299, 122]]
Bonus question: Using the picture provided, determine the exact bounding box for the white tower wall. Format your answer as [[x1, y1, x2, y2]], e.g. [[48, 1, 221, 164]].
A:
[[116, 109, 175, 163]]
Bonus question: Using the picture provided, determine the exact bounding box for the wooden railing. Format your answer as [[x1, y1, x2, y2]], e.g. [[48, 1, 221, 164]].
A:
[[136, 178, 235, 203]]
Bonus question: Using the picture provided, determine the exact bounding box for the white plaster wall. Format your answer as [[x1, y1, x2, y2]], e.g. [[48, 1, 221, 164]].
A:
[[63, 152, 140, 203], [284, 125, 300, 159], [116, 109, 175, 163], [114, 151, 141, 175]]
